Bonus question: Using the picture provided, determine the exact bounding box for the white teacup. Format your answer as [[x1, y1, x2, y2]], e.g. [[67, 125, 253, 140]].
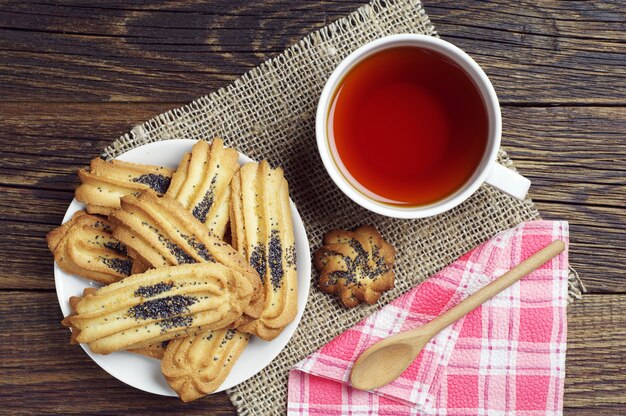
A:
[[316, 34, 531, 219]]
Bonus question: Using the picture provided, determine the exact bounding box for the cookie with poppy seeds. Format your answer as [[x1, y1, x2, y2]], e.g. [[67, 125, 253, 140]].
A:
[[230, 161, 298, 340], [162, 328, 249, 401], [108, 190, 263, 325], [47, 209, 89, 252], [61, 262, 254, 355], [314, 225, 395, 308], [165, 138, 239, 239], [75, 157, 174, 216], [47, 211, 148, 284]]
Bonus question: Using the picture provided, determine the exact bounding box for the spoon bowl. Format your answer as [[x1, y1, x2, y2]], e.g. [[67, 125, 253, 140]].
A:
[[350, 336, 428, 391]]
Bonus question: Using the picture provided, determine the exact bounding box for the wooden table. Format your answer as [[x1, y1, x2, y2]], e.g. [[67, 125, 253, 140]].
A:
[[1, 1, 624, 414]]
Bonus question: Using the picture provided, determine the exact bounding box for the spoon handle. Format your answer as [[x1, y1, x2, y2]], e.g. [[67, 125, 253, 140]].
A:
[[420, 240, 565, 338]]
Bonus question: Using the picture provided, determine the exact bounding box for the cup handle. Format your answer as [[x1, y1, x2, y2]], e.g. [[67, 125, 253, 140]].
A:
[[484, 163, 531, 200]]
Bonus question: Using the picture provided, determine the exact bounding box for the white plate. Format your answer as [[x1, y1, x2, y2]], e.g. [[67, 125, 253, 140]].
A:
[[54, 139, 311, 396]]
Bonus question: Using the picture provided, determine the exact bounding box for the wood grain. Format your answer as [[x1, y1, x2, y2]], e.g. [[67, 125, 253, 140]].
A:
[[564, 294, 626, 412], [0, 1, 624, 103], [426, 0, 626, 104], [0, 292, 622, 414], [0, 1, 363, 102], [0, 0, 625, 414]]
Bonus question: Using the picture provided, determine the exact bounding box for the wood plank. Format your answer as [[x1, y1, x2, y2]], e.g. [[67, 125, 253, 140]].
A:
[[0, 220, 56, 290], [503, 106, 626, 183], [0, 1, 624, 103], [0, 291, 623, 413], [563, 294, 626, 412], [426, 0, 626, 104], [0, 1, 363, 102], [1, 186, 74, 225]]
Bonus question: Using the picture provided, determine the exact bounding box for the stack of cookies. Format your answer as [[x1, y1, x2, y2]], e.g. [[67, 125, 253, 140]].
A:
[[48, 139, 298, 402]]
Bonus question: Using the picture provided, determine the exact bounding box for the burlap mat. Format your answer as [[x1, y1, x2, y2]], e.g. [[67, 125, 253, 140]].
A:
[[102, 0, 584, 414]]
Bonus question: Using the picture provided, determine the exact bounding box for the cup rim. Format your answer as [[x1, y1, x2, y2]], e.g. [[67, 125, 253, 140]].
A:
[[315, 34, 502, 219]]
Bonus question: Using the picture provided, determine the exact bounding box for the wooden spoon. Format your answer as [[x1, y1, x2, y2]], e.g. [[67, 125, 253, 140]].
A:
[[350, 239, 565, 391]]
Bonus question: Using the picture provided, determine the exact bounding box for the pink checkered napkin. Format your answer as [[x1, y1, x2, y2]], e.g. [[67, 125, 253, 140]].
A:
[[288, 221, 569, 415]]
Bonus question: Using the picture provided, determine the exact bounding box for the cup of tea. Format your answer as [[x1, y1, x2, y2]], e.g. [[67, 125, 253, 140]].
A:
[[316, 34, 531, 219]]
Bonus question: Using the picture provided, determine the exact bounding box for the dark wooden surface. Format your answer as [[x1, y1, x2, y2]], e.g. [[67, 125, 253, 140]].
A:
[[0, 1, 624, 414]]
